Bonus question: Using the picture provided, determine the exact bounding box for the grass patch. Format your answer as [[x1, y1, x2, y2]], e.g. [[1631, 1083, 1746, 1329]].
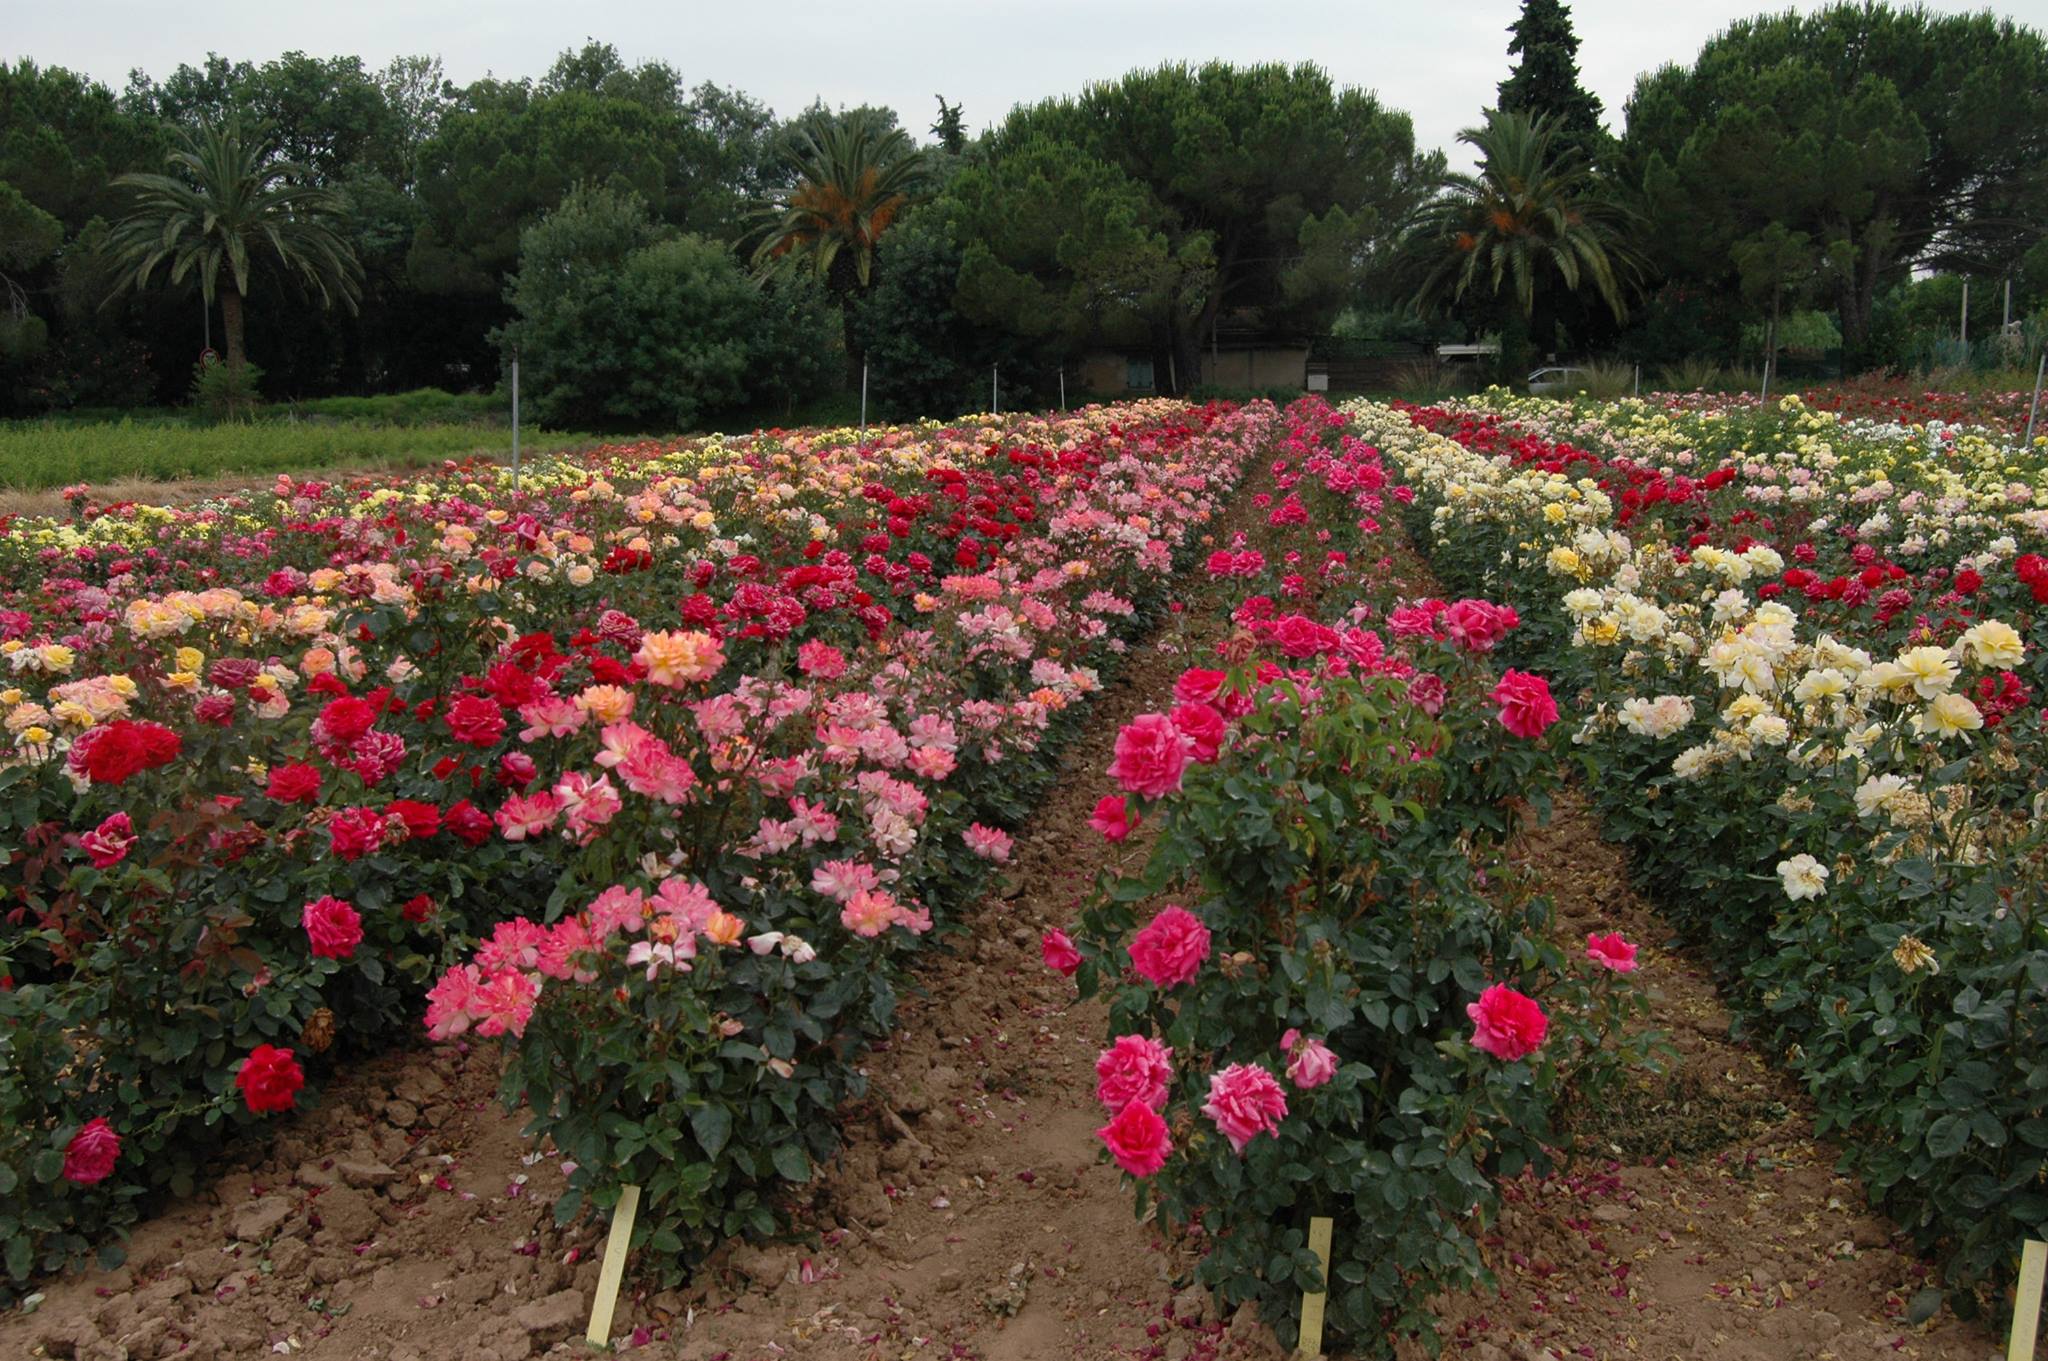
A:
[[0, 419, 596, 490]]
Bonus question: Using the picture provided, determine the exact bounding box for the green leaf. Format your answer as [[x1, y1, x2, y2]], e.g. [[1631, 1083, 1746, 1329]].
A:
[[770, 1143, 811, 1183], [690, 1105, 732, 1160]]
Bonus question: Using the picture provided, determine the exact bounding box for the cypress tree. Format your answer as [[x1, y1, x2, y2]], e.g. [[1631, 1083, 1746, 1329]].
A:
[[1497, 0, 1605, 164]]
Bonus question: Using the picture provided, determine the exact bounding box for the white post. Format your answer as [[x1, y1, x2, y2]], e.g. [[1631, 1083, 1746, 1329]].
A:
[[1960, 279, 1969, 347], [1059, 367, 1066, 411], [510, 354, 521, 493], [991, 364, 998, 416], [1633, 364, 1640, 399], [859, 362, 868, 448], [2024, 350, 2045, 448], [2005, 276, 2013, 331]]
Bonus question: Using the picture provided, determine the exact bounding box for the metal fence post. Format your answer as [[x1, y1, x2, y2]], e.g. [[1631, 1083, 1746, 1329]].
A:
[[510, 352, 521, 493]]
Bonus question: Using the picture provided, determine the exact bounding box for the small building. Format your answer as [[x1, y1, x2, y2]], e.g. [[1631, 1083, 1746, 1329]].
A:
[[1077, 332, 1312, 396]]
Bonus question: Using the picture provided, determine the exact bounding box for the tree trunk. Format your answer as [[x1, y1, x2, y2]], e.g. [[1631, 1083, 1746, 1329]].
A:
[[1499, 306, 1532, 390], [220, 287, 247, 381], [219, 284, 248, 413]]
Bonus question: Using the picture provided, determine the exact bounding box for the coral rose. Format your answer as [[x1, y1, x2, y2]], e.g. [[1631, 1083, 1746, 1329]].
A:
[[302, 895, 364, 960], [1094, 1033, 1173, 1111], [1107, 713, 1189, 800], [1585, 932, 1638, 973]]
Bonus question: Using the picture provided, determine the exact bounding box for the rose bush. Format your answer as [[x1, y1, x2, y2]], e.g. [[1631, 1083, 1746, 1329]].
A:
[[1063, 401, 1644, 1355], [0, 399, 1274, 1291], [1365, 388, 2048, 1313]]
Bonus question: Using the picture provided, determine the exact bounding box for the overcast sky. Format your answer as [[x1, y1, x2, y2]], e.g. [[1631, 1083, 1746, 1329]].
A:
[[10, 0, 2043, 168]]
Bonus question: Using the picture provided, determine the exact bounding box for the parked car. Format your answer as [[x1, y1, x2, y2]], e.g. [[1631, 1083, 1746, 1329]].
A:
[[1526, 366, 1591, 394]]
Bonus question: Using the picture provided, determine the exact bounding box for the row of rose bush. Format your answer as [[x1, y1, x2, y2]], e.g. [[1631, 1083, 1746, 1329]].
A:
[[1358, 390, 2047, 1314], [1049, 399, 1647, 1355], [0, 400, 1274, 1289]]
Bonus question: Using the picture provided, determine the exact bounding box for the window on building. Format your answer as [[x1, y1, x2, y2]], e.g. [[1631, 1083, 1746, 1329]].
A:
[[1126, 358, 1155, 390]]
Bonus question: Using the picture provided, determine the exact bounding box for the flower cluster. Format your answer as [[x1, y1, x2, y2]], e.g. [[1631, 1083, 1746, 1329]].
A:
[[0, 399, 1275, 1289], [1361, 388, 2048, 1301]]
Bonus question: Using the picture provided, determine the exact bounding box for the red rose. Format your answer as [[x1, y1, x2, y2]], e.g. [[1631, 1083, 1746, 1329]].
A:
[[444, 800, 493, 846], [401, 893, 436, 924], [327, 806, 385, 861], [1096, 1100, 1171, 1178], [1490, 670, 1560, 740], [384, 800, 441, 840], [444, 695, 507, 748], [69, 720, 182, 786], [193, 693, 236, 726], [236, 1044, 305, 1114], [302, 895, 363, 960], [1041, 928, 1082, 976], [62, 1117, 121, 1184], [265, 763, 323, 804], [315, 696, 378, 746], [1089, 795, 1132, 842], [1467, 984, 1549, 1061]]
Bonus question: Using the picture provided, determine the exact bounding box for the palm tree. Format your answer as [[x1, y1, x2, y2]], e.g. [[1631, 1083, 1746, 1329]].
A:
[[1408, 110, 1641, 385], [750, 112, 926, 368], [105, 116, 362, 388]]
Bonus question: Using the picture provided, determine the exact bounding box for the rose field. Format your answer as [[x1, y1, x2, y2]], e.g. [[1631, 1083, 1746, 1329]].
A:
[[0, 391, 2041, 1361]]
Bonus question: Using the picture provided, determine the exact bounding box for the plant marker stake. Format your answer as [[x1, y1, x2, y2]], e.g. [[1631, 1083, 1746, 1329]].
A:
[[1296, 1215, 1333, 1358], [2025, 351, 2045, 449], [859, 362, 868, 450], [1633, 363, 1639, 399], [585, 1183, 641, 1347], [2009, 1238, 2045, 1361], [1060, 366, 1066, 411], [992, 364, 999, 416]]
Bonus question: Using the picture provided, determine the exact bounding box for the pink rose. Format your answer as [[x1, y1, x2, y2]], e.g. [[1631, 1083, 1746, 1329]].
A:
[[1095, 1033, 1173, 1111], [1490, 670, 1559, 740], [797, 640, 846, 680], [1041, 928, 1082, 977], [1170, 702, 1228, 764], [1281, 1030, 1339, 1089], [80, 811, 136, 868], [302, 895, 364, 960], [1407, 673, 1448, 715], [1272, 614, 1335, 659], [1467, 984, 1549, 1060], [62, 1117, 121, 1184], [1173, 668, 1229, 706], [1128, 905, 1210, 988], [1442, 599, 1520, 653], [1586, 932, 1638, 973], [1097, 1100, 1172, 1178], [1201, 1063, 1288, 1153], [1090, 795, 1133, 842], [1107, 713, 1189, 800]]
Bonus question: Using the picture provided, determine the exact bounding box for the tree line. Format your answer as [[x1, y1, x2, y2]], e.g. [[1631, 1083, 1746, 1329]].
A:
[[1, 3, 2043, 426]]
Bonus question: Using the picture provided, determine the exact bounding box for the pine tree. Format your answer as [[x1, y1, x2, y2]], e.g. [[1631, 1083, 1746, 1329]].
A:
[[1497, 0, 1605, 164]]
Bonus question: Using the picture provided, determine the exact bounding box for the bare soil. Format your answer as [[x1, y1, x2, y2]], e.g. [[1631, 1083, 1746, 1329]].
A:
[[2, 484, 2011, 1361]]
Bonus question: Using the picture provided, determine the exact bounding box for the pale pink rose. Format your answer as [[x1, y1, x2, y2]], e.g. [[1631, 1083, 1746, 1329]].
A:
[[1201, 1063, 1288, 1153], [1094, 1033, 1173, 1111]]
